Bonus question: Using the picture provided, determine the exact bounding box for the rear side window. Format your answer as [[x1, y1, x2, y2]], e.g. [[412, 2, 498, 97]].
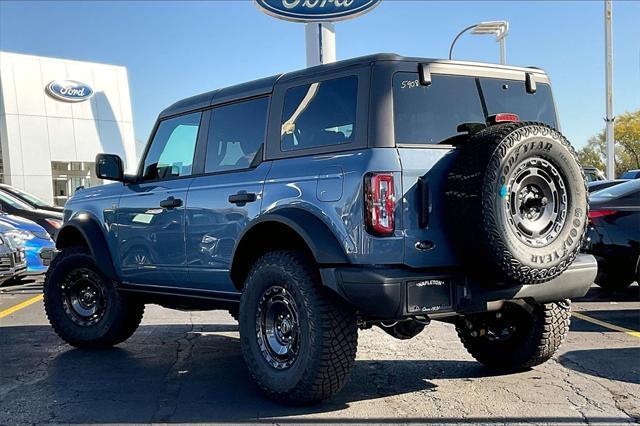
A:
[[205, 97, 269, 173], [479, 78, 557, 128], [393, 73, 485, 145], [281, 76, 357, 151]]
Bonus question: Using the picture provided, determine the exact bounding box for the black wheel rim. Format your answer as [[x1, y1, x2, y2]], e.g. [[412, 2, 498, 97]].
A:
[[504, 157, 568, 247], [60, 268, 107, 327], [256, 286, 300, 370], [486, 304, 532, 342]]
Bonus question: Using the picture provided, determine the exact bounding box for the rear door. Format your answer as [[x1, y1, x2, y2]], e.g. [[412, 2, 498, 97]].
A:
[[393, 68, 559, 269], [185, 97, 271, 293]]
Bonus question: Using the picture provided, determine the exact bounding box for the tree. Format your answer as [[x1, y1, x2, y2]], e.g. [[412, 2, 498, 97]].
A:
[[576, 110, 640, 177]]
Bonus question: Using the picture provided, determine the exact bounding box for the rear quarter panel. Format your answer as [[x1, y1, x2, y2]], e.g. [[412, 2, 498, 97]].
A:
[[262, 148, 404, 265]]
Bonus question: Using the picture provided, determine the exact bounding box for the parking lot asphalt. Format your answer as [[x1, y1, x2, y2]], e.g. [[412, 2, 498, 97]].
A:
[[1, 279, 638, 424]]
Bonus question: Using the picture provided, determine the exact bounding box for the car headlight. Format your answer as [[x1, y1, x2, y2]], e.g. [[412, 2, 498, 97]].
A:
[[3, 229, 35, 246], [45, 218, 62, 229]]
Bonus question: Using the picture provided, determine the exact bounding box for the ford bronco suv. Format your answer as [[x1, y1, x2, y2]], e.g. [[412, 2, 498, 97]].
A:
[[44, 54, 597, 405]]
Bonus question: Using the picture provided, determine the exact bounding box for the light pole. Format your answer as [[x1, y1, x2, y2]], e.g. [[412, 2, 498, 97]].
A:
[[604, 0, 615, 179], [449, 21, 510, 65]]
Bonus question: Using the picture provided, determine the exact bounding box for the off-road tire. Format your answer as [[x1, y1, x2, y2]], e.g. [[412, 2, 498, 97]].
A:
[[228, 306, 239, 321], [44, 247, 144, 348], [447, 122, 588, 285], [456, 300, 571, 371], [239, 250, 358, 405]]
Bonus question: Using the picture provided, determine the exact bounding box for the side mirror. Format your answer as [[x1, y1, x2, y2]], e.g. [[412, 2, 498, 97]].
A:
[[96, 154, 125, 182]]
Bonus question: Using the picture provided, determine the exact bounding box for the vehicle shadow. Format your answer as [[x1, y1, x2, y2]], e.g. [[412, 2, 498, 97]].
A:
[[559, 347, 640, 385], [0, 324, 635, 423], [0, 323, 511, 423]]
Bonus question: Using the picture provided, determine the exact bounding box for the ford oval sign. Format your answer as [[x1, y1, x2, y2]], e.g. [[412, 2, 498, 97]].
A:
[[255, 0, 381, 23], [46, 80, 94, 103]]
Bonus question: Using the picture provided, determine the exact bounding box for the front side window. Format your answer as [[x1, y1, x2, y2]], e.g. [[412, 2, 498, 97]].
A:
[[205, 97, 269, 173], [142, 112, 201, 181], [281, 76, 358, 151]]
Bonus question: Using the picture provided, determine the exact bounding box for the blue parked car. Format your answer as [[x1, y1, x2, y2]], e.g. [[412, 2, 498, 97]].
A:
[[0, 213, 55, 276], [45, 54, 597, 404], [0, 221, 27, 283]]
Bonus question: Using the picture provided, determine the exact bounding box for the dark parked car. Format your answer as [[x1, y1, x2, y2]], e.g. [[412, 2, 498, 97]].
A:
[[0, 190, 63, 239], [583, 179, 640, 290], [588, 179, 628, 193], [0, 184, 64, 213], [620, 169, 640, 180]]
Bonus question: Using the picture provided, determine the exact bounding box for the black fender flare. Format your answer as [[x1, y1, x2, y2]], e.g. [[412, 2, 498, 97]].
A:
[[55, 215, 118, 280], [230, 209, 350, 283]]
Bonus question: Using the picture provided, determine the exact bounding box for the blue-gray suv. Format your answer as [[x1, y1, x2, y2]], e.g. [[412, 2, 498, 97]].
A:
[[44, 54, 597, 404]]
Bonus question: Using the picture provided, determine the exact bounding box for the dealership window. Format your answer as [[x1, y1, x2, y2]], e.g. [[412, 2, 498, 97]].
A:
[[51, 161, 100, 206], [142, 111, 201, 181], [281, 76, 358, 151], [205, 97, 269, 173]]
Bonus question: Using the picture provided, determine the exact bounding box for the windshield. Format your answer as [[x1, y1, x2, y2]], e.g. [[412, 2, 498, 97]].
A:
[[0, 190, 35, 210], [620, 170, 640, 179], [393, 73, 558, 145], [1, 185, 50, 208], [591, 179, 640, 199]]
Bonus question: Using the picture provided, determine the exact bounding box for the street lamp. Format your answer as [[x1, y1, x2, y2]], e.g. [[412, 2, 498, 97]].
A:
[[449, 21, 510, 64]]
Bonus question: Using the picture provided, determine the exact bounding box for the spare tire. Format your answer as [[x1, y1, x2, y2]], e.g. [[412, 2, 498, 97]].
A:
[[446, 122, 588, 285]]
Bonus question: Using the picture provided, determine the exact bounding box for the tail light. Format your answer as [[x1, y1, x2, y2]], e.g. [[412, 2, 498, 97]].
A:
[[364, 173, 395, 236], [588, 209, 617, 221], [487, 113, 520, 125]]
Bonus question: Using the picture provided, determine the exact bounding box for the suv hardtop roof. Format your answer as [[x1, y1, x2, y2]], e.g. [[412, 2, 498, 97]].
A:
[[159, 53, 549, 119]]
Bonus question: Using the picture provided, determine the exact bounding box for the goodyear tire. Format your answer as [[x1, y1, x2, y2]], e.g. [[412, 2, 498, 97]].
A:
[[239, 250, 358, 405], [44, 247, 144, 348], [456, 300, 571, 371], [447, 122, 588, 285]]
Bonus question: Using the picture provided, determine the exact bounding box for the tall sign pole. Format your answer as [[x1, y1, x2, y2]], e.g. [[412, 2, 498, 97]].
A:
[[254, 1, 382, 67], [305, 23, 336, 67], [604, 0, 615, 179]]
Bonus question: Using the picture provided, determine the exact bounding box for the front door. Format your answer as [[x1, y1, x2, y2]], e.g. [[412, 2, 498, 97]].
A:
[[115, 111, 202, 287], [186, 97, 271, 293]]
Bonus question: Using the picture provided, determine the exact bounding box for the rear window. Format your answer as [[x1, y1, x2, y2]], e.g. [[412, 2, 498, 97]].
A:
[[393, 72, 558, 145], [479, 78, 557, 127]]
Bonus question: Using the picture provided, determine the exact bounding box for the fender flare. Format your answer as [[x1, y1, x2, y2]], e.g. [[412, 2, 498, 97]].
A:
[[55, 215, 118, 280], [230, 209, 350, 282]]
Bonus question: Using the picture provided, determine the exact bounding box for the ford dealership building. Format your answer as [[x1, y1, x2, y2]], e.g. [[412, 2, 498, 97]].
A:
[[0, 51, 138, 206]]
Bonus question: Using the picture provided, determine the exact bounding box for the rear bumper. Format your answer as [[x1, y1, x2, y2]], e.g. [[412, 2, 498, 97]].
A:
[[320, 254, 597, 320]]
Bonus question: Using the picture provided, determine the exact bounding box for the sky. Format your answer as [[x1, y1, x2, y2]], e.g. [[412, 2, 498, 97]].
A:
[[1, 0, 639, 149]]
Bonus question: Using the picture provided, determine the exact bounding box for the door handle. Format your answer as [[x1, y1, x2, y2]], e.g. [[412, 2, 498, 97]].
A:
[[228, 192, 257, 206], [160, 196, 183, 209]]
